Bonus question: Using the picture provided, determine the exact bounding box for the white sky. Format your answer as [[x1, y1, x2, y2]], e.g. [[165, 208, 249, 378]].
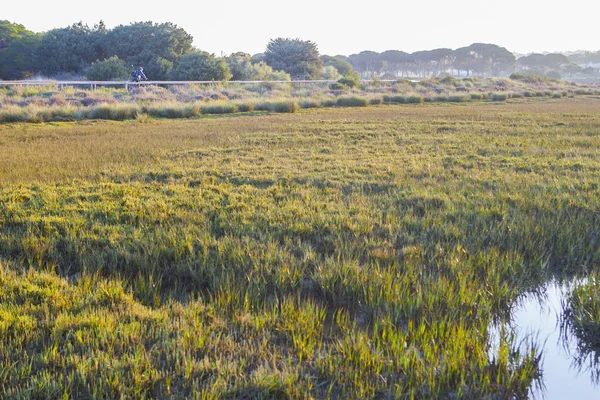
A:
[[3, 0, 598, 56]]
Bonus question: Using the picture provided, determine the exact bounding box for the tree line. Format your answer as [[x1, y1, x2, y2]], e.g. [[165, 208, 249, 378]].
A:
[[1, 20, 598, 81]]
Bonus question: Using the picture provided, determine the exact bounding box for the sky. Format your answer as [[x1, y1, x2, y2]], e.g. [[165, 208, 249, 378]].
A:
[[3, 0, 598, 56]]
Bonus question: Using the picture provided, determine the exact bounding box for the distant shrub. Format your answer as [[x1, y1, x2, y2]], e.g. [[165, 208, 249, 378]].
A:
[[552, 93, 563, 99], [546, 71, 562, 80], [509, 73, 547, 83], [434, 95, 448, 102], [369, 97, 383, 105], [329, 82, 347, 90], [470, 93, 484, 100], [491, 93, 508, 101], [337, 75, 360, 89], [336, 96, 369, 107], [511, 92, 523, 99], [440, 75, 457, 85]]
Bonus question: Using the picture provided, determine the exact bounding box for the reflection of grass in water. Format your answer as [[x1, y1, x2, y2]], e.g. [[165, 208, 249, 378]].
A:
[[562, 275, 600, 383], [1, 101, 599, 397]]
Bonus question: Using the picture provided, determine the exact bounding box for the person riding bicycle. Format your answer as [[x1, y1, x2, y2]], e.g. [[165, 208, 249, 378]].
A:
[[131, 67, 147, 82]]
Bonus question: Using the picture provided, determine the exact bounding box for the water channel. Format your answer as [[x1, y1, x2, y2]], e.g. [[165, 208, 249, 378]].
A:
[[491, 280, 600, 399]]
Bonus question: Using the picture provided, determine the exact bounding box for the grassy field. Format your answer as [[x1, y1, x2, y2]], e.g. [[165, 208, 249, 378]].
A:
[[1, 99, 599, 398]]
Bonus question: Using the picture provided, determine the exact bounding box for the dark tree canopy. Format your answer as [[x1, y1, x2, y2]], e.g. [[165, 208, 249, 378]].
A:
[[0, 20, 31, 51], [454, 43, 515, 76], [104, 22, 193, 80], [169, 51, 231, 81], [348, 51, 384, 75], [0, 33, 42, 79], [264, 38, 322, 80], [518, 53, 569, 71], [225, 52, 253, 80], [85, 56, 130, 81], [36, 22, 107, 75]]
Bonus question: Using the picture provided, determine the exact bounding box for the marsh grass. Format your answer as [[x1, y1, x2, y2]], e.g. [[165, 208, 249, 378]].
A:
[[0, 100, 599, 397], [562, 274, 600, 382], [2, 78, 598, 123]]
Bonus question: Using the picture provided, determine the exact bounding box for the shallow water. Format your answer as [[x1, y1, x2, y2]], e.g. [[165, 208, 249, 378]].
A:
[[495, 281, 600, 399]]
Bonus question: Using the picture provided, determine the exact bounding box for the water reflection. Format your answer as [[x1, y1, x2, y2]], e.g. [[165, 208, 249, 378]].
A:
[[491, 280, 600, 399]]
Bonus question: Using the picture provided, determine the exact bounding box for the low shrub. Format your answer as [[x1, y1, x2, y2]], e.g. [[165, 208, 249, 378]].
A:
[[491, 93, 508, 101], [335, 96, 369, 107], [470, 93, 485, 100], [369, 97, 383, 105], [337, 75, 360, 89]]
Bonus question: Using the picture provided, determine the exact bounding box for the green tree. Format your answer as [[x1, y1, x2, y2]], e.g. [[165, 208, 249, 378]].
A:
[[0, 20, 30, 51], [518, 53, 568, 73], [169, 51, 231, 81], [225, 52, 253, 80], [454, 44, 515, 77], [379, 50, 413, 77], [320, 55, 354, 76], [321, 65, 341, 80], [563, 63, 582, 78], [0, 23, 42, 79], [35, 22, 107, 75], [348, 51, 383, 77], [85, 56, 130, 80], [105, 22, 193, 80], [264, 38, 322, 80], [247, 61, 290, 81]]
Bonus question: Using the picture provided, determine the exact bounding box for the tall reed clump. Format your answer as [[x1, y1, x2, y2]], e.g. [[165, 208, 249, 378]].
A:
[[446, 95, 470, 103], [201, 101, 238, 115], [335, 96, 369, 107], [491, 93, 509, 102], [562, 275, 600, 355], [255, 99, 299, 113], [85, 103, 140, 121], [144, 102, 201, 119]]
